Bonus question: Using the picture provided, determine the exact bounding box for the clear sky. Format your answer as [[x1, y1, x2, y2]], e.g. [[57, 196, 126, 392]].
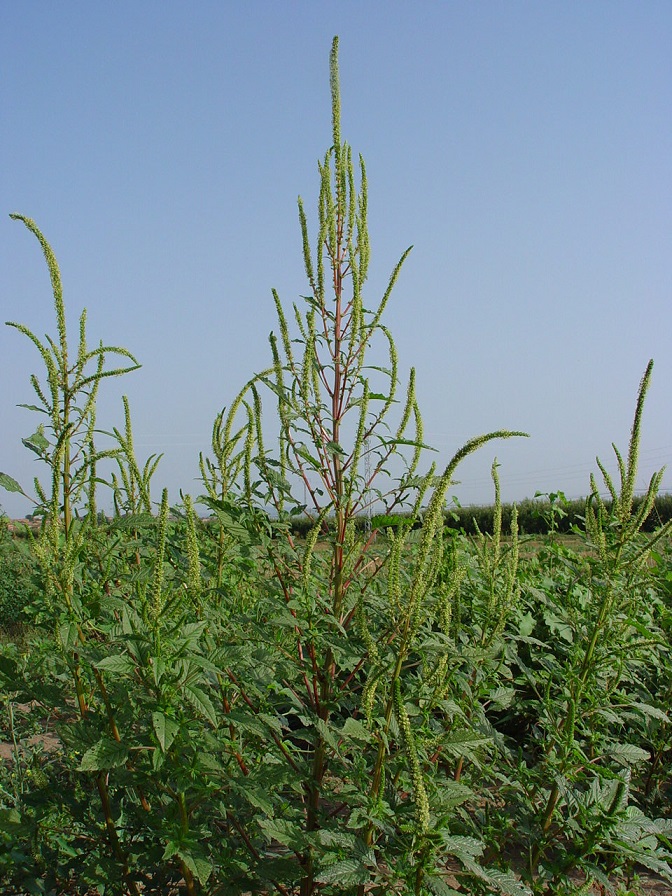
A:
[[1, 2, 671, 519]]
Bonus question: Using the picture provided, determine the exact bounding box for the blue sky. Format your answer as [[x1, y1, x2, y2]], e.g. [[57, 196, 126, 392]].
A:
[[1, 3, 671, 518]]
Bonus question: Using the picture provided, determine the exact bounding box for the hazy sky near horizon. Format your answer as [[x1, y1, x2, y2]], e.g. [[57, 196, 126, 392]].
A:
[[1, 3, 671, 518]]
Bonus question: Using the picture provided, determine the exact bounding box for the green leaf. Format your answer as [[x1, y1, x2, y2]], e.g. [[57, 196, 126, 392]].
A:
[[474, 867, 531, 896], [79, 738, 129, 771], [22, 428, 49, 456], [295, 445, 323, 470], [425, 876, 462, 896], [325, 440, 347, 457], [314, 857, 370, 886], [542, 609, 573, 643], [152, 711, 179, 753], [95, 655, 136, 675], [259, 818, 306, 849], [315, 717, 341, 754], [631, 701, 669, 723], [177, 850, 212, 886], [236, 784, 273, 816], [518, 612, 535, 637], [435, 779, 473, 809], [0, 473, 28, 496], [609, 743, 650, 766], [341, 718, 372, 742], [315, 830, 358, 850], [58, 621, 79, 651], [184, 684, 218, 728], [487, 687, 515, 709], [440, 729, 491, 758], [388, 437, 437, 451]]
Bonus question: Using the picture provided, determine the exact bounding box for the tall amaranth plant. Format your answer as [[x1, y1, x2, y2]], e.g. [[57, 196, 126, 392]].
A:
[[202, 37, 526, 896]]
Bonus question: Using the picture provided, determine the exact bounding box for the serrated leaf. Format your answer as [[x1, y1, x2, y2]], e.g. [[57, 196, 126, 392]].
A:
[[315, 830, 358, 850], [425, 875, 462, 896], [341, 718, 371, 742], [475, 866, 531, 896], [487, 687, 515, 709], [631, 701, 669, 723], [440, 729, 491, 757], [95, 655, 136, 675], [436, 779, 473, 809], [152, 711, 179, 753], [259, 818, 305, 849], [609, 743, 650, 766], [441, 834, 483, 860], [314, 857, 370, 886], [295, 445, 323, 470], [177, 850, 212, 886], [79, 738, 128, 771], [184, 685, 218, 728], [237, 785, 273, 816], [181, 621, 207, 642]]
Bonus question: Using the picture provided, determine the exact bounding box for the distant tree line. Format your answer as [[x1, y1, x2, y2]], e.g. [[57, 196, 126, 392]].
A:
[[279, 492, 672, 538], [448, 492, 672, 536]]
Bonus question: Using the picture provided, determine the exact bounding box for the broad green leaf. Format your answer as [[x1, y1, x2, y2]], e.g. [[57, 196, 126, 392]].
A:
[[518, 612, 535, 637], [436, 779, 473, 809], [152, 711, 179, 753], [295, 445, 323, 470], [181, 621, 207, 641], [258, 712, 284, 734], [22, 428, 49, 456], [487, 687, 515, 709], [315, 857, 370, 886], [542, 609, 573, 643], [58, 621, 79, 651], [79, 738, 128, 771], [236, 784, 273, 816], [259, 817, 305, 849], [95, 655, 136, 675], [177, 850, 212, 886], [475, 867, 531, 896], [0, 473, 28, 495], [184, 684, 218, 728], [315, 717, 341, 753], [440, 729, 491, 758], [151, 656, 166, 687], [315, 830, 358, 850], [425, 876, 462, 896], [341, 718, 372, 742], [441, 834, 483, 859], [609, 743, 650, 766], [631, 701, 669, 723]]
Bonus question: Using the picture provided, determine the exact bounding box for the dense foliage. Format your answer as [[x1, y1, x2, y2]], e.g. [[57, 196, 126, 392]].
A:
[[1, 38, 671, 896]]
